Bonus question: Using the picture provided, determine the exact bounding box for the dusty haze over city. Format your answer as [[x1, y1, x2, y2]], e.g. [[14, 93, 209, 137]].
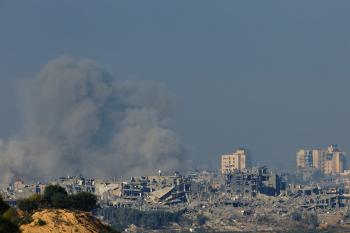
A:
[[1, 1, 350, 181]]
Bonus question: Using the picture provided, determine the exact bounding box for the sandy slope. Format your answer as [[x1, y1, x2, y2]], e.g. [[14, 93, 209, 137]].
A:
[[20, 209, 114, 233]]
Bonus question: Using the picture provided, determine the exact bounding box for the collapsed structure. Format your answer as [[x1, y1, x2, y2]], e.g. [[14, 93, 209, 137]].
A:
[[94, 173, 191, 206]]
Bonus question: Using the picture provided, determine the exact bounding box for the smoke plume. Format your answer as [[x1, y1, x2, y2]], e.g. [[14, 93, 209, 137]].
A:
[[0, 57, 182, 185]]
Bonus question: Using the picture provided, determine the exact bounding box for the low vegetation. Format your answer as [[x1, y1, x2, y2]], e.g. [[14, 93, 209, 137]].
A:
[[290, 210, 318, 228], [109, 207, 187, 231], [36, 218, 46, 226], [281, 230, 338, 233], [2, 188, 116, 233], [17, 194, 43, 212], [18, 184, 97, 213], [0, 197, 20, 233], [196, 214, 209, 226]]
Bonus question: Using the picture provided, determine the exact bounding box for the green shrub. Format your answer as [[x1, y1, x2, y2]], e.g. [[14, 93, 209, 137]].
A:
[[51, 192, 70, 209], [109, 208, 185, 231], [2, 208, 20, 225], [17, 194, 43, 212], [43, 185, 97, 211], [0, 197, 9, 216], [69, 192, 97, 211], [196, 214, 209, 225], [37, 218, 46, 226], [43, 185, 68, 206], [17, 185, 99, 213], [0, 217, 20, 233]]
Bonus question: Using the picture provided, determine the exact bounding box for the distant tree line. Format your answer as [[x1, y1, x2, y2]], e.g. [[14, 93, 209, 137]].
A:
[[17, 184, 97, 213], [106, 207, 187, 231]]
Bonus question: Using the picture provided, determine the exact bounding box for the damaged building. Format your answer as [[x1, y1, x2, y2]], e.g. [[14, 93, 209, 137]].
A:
[[225, 166, 286, 197], [95, 173, 191, 206]]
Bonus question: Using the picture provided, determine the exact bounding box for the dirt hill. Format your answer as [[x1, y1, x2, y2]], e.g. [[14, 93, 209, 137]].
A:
[[20, 209, 117, 233]]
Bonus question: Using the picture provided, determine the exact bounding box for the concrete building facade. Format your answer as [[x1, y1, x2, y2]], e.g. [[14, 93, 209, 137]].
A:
[[224, 166, 285, 197], [296, 145, 346, 175], [221, 148, 250, 175]]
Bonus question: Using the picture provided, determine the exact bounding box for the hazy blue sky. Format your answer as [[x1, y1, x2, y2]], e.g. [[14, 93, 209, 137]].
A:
[[1, 1, 350, 171]]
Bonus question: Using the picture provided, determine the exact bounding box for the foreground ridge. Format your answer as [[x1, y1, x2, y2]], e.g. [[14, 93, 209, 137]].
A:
[[20, 209, 117, 233]]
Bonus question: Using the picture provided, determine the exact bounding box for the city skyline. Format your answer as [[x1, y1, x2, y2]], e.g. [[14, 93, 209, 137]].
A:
[[2, 2, 350, 232], [1, 1, 350, 173]]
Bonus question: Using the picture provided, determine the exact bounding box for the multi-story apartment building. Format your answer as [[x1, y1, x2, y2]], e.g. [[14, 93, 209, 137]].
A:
[[224, 166, 285, 197], [296, 145, 346, 175], [296, 149, 313, 168], [221, 148, 251, 175]]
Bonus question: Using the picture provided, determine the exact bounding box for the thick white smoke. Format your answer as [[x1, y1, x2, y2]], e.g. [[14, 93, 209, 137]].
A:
[[0, 57, 182, 185]]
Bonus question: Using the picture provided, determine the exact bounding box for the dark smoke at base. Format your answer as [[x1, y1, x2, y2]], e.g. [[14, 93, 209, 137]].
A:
[[0, 57, 183, 186]]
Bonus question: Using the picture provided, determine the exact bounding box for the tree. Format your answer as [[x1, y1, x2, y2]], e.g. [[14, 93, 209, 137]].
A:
[[43, 185, 68, 206], [51, 192, 70, 209], [0, 198, 9, 216], [17, 194, 42, 212], [69, 192, 97, 211]]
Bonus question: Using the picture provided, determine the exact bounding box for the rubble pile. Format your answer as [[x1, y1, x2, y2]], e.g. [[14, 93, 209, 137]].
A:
[[4, 166, 350, 232]]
